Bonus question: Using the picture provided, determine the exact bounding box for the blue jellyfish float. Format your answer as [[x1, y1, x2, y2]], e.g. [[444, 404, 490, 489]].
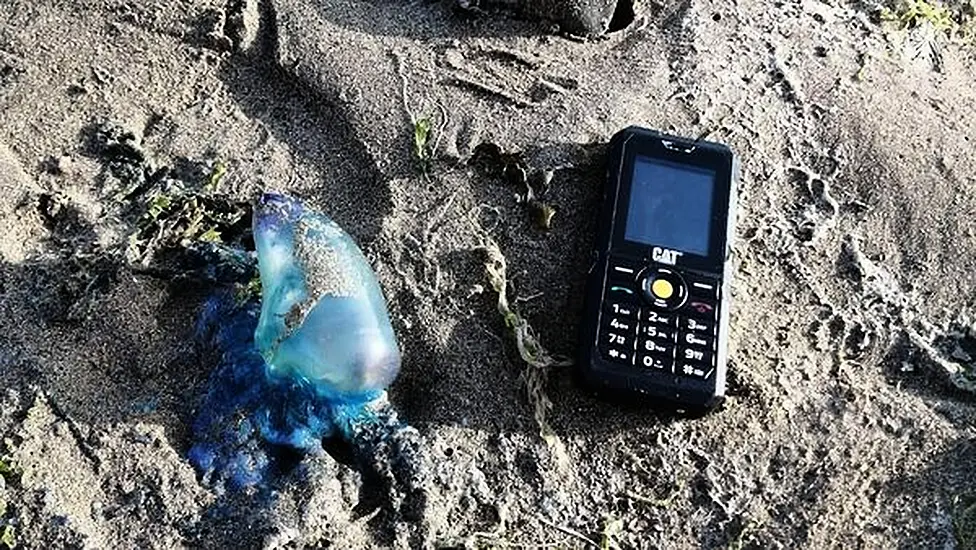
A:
[[189, 193, 424, 503]]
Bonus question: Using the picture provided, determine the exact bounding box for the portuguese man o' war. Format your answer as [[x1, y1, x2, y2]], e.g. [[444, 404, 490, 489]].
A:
[[252, 192, 400, 400], [189, 193, 425, 502]]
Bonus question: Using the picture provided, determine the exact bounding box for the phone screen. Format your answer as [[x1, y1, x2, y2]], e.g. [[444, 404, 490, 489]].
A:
[[623, 155, 716, 256]]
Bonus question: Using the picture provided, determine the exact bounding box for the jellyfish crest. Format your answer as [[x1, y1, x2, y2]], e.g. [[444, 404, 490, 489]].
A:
[[252, 193, 401, 400]]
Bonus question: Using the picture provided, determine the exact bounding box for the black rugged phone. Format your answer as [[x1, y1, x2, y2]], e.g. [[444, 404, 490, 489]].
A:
[[578, 126, 738, 412]]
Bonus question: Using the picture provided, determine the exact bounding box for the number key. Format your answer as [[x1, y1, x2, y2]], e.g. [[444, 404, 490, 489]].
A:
[[607, 316, 636, 333], [677, 362, 713, 380], [605, 302, 638, 319], [643, 309, 675, 326], [640, 339, 672, 355], [683, 316, 713, 333], [681, 332, 710, 348], [637, 353, 670, 371], [603, 347, 634, 365], [639, 324, 673, 341], [678, 346, 713, 365], [599, 326, 636, 366]]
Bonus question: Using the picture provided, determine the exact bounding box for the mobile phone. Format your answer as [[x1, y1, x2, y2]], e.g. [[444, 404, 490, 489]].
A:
[[578, 127, 738, 412]]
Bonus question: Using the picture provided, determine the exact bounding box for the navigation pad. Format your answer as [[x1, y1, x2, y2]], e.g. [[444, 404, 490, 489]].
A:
[[640, 268, 687, 310], [600, 259, 720, 380]]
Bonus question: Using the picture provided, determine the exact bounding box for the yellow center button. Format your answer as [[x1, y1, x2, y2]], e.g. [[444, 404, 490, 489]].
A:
[[651, 278, 674, 300]]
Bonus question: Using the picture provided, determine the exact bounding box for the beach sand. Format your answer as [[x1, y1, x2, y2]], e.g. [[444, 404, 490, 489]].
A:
[[2, 0, 976, 547]]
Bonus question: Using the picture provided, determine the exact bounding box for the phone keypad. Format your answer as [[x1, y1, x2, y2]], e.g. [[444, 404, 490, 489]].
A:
[[598, 280, 720, 380]]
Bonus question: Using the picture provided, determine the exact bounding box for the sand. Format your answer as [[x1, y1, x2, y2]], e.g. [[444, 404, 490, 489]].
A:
[[2, 0, 976, 547]]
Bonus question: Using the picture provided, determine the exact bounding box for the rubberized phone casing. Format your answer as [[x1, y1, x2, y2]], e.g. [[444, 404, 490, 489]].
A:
[[578, 127, 738, 412]]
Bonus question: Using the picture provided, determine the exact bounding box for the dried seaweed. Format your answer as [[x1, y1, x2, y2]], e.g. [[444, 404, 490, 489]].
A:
[[472, 213, 571, 459], [470, 144, 559, 230], [0, 526, 13, 550]]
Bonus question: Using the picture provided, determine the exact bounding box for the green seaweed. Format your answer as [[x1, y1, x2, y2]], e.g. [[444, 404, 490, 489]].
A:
[[884, 0, 955, 31], [204, 160, 228, 193], [88, 121, 254, 287], [0, 525, 13, 549], [147, 193, 173, 219], [198, 227, 223, 243], [126, 187, 248, 267], [600, 516, 623, 550], [413, 117, 433, 171], [235, 274, 262, 304], [0, 459, 18, 482], [881, 0, 976, 39]]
